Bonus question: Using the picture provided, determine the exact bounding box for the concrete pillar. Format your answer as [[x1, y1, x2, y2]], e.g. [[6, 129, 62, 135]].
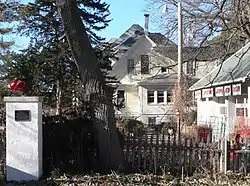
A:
[[4, 97, 43, 181]]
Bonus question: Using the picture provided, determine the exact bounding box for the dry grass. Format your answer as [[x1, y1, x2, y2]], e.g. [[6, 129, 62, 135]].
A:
[[3, 172, 250, 186]]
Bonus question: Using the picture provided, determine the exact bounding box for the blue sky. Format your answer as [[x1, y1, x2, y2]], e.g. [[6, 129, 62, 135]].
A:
[[98, 0, 150, 40], [10, 0, 153, 51]]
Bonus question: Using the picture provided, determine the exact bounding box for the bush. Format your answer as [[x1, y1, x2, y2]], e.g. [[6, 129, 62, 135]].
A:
[[116, 118, 146, 136]]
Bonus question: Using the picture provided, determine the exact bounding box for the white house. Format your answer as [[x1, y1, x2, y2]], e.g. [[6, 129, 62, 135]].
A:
[[190, 42, 250, 142], [108, 15, 179, 125], [109, 14, 238, 126]]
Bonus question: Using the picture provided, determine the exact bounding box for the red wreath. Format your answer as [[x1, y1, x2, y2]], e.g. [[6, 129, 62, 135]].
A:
[[8, 79, 28, 92]]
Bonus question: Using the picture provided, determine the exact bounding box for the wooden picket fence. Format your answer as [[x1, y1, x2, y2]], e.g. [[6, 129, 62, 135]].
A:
[[123, 131, 222, 175]]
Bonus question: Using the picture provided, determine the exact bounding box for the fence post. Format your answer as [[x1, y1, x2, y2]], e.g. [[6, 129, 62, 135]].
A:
[[219, 140, 224, 172], [224, 138, 228, 174], [219, 115, 228, 174]]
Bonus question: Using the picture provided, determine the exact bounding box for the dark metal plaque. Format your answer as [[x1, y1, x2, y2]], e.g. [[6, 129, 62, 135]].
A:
[[15, 110, 31, 121]]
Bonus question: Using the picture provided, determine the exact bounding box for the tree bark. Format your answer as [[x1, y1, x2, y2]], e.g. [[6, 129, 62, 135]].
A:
[[56, 0, 124, 171], [55, 80, 62, 115]]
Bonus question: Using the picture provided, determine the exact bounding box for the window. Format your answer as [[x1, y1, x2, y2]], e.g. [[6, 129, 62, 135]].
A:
[[117, 90, 125, 108], [141, 55, 150, 74], [148, 117, 156, 125], [157, 91, 164, 103], [161, 67, 166, 73], [147, 91, 155, 103], [147, 90, 173, 104], [127, 59, 135, 74], [167, 91, 173, 103], [187, 61, 195, 75], [236, 108, 245, 117], [162, 67, 172, 73]]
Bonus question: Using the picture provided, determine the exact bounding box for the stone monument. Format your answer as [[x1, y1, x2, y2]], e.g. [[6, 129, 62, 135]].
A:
[[4, 97, 43, 181]]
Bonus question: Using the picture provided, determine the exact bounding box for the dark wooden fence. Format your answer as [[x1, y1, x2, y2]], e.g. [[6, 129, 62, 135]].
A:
[[0, 122, 223, 177], [123, 131, 221, 175], [42, 116, 97, 175]]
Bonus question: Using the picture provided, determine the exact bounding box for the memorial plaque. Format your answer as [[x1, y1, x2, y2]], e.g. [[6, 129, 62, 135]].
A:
[[15, 110, 31, 121]]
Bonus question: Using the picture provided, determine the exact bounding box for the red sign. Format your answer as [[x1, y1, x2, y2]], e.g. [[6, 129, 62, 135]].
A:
[[194, 90, 201, 99], [232, 84, 241, 95], [202, 88, 213, 98], [215, 87, 224, 97], [224, 85, 231, 96]]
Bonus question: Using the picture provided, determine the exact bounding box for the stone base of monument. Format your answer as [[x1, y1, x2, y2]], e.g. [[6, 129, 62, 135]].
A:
[[4, 97, 43, 181]]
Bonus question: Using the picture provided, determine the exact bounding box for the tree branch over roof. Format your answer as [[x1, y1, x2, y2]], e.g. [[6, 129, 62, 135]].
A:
[[146, 0, 250, 85]]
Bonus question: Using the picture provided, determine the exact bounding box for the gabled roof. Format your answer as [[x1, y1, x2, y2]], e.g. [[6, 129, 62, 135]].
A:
[[190, 42, 250, 91], [111, 24, 176, 52]]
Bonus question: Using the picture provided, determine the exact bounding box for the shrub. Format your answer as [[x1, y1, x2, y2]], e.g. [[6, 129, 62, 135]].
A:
[[116, 118, 146, 136]]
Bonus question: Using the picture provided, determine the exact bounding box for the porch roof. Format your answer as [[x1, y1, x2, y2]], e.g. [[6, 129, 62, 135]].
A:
[[138, 73, 177, 86], [138, 73, 198, 86], [190, 42, 250, 91]]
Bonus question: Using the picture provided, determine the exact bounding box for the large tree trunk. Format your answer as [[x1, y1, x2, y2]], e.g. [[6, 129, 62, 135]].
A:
[[56, 0, 124, 171]]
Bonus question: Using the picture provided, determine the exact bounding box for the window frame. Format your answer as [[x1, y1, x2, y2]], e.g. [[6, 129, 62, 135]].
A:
[[117, 90, 125, 108], [187, 60, 195, 75], [141, 55, 150, 74], [147, 90, 155, 104], [148, 117, 156, 126], [127, 58, 135, 74], [167, 91, 173, 103], [157, 90, 164, 103], [161, 67, 167, 73]]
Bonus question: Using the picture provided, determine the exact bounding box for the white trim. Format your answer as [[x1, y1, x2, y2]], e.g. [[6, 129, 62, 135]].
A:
[[164, 91, 167, 104], [145, 35, 157, 47], [189, 77, 246, 91], [153, 91, 157, 104]]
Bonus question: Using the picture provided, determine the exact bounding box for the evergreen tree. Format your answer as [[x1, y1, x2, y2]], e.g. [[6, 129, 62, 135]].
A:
[[0, 1, 17, 98], [0, 0, 123, 171], [0, 0, 117, 111]]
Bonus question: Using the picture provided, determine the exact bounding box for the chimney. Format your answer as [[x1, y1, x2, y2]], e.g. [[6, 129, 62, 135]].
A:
[[144, 14, 149, 35]]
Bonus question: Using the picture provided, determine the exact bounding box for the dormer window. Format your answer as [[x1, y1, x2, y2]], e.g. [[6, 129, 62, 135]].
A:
[[187, 61, 195, 75], [161, 67, 171, 73], [161, 67, 166, 73], [117, 90, 125, 108], [141, 55, 150, 74], [127, 58, 135, 74]]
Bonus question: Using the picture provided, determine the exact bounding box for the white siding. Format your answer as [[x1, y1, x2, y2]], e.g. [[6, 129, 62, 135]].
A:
[[113, 36, 176, 124]]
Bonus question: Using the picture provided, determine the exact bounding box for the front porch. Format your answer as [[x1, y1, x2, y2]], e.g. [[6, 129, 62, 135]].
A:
[[190, 42, 250, 143], [194, 81, 250, 143]]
